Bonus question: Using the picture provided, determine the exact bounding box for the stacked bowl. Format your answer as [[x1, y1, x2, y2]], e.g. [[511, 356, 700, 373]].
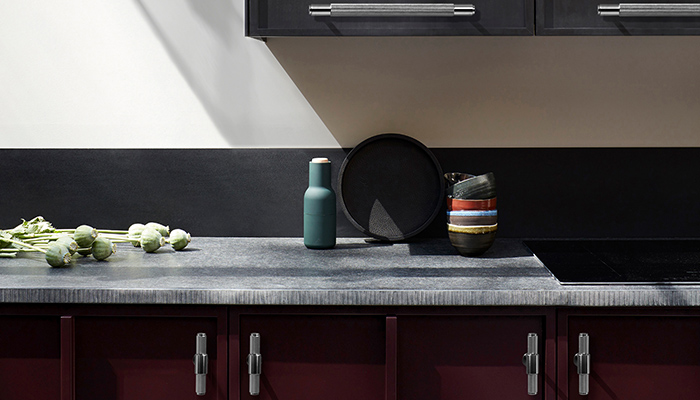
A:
[[445, 172, 497, 256]]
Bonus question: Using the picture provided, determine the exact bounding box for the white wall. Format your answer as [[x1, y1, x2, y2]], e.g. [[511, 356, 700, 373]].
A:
[[2, 1, 700, 148], [0, 0, 337, 148]]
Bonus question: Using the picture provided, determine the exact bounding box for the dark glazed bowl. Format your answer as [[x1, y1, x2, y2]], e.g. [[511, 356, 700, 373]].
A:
[[448, 230, 497, 256], [447, 223, 497, 256], [447, 213, 498, 226], [444, 172, 474, 185], [445, 172, 496, 200]]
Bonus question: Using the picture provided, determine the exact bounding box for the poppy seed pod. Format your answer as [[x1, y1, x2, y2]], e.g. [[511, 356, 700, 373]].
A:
[[74, 225, 97, 247], [140, 228, 165, 253], [145, 222, 169, 237], [128, 223, 145, 247], [169, 229, 191, 251], [55, 235, 78, 255], [45, 244, 71, 268], [128, 223, 146, 238], [92, 237, 116, 261]]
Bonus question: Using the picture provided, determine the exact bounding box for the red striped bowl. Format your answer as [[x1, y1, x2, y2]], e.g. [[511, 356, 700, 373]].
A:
[[447, 197, 497, 211]]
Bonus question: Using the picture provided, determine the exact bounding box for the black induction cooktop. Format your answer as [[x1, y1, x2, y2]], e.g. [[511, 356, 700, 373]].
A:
[[523, 239, 700, 284]]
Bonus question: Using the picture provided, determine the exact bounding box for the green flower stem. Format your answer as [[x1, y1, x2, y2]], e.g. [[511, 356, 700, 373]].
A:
[[103, 239, 132, 244], [9, 244, 49, 251], [0, 253, 17, 258], [0, 248, 37, 253], [16, 238, 56, 244], [56, 229, 129, 235], [15, 233, 57, 238], [0, 238, 47, 254], [22, 238, 54, 244], [13, 238, 56, 243], [99, 234, 138, 243]]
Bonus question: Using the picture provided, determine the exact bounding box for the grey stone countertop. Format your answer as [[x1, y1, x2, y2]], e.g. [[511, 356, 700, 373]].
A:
[[0, 237, 699, 307]]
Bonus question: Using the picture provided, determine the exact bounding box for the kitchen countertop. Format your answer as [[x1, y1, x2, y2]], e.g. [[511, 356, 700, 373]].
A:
[[0, 238, 698, 307]]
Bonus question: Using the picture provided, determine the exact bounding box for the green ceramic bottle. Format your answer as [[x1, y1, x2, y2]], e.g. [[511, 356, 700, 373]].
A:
[[304, 158, 336, 249]]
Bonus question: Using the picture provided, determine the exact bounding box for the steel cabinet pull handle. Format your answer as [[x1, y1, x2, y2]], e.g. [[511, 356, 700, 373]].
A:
[[522, 333, 539, 396], [193, 333, 208, 396], [573, 333, 591, 396], [309, 3, 476, 17], [598, 3, 700, 16], [247, 333, 262, 396]]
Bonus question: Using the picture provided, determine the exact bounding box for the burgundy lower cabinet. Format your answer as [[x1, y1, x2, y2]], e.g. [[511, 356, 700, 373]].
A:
[[0, 316, 61, 399], [14, 304, 700, 400], [397, 313, 551, 400], [559, 308, 700, 400], [236, 313, 387, 400]]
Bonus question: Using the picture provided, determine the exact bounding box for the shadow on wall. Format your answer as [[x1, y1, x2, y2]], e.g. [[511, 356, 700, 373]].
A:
[[134, 0, 338, 148]]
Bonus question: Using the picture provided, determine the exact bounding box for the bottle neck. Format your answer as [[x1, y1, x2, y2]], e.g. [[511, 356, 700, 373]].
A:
[[309, 161, 331, 188]]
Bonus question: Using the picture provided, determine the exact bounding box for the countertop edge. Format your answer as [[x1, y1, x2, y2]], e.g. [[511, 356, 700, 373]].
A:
[[2, 288, 700, 307]]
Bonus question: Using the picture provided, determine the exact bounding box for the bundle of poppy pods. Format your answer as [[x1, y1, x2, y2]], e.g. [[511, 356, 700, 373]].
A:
[[0, 216, 191, 267]]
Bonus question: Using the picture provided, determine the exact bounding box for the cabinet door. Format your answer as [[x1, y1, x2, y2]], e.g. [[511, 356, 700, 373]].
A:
[[537, 0, 700, 35], [247, 0, 534, 37], [398, 315, 545, 400], [563, 312, 700, 399], [0, 316, 61, 399], [239, 314, 386, 400], [74, 316, 222, 400]]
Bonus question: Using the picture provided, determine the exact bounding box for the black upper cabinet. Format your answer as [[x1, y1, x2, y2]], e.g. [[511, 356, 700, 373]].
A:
[[537, 0, 700, 35], [247, 0, 700, 36], [246, 0, 535, 37]]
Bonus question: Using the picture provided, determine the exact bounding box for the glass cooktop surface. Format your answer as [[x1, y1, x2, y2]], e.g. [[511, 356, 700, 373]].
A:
[[523, 239, 700, 284]]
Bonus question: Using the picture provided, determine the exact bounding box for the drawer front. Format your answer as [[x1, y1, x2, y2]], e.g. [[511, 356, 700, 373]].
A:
[[398, 315, 546, 400], [0, 316, 61, 400], [247, 0, 534, 36], [538, 0, 700, 34], [239, 314, 386, 400], [565, 315, 700, 399], [75, 316, 221, 400]]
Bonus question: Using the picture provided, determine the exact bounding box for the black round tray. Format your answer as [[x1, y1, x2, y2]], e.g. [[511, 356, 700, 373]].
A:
[[338, 133, 444, 241]]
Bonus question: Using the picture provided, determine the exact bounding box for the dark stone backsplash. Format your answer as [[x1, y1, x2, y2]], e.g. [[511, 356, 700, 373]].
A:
[[1, 148, 699, 239]]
